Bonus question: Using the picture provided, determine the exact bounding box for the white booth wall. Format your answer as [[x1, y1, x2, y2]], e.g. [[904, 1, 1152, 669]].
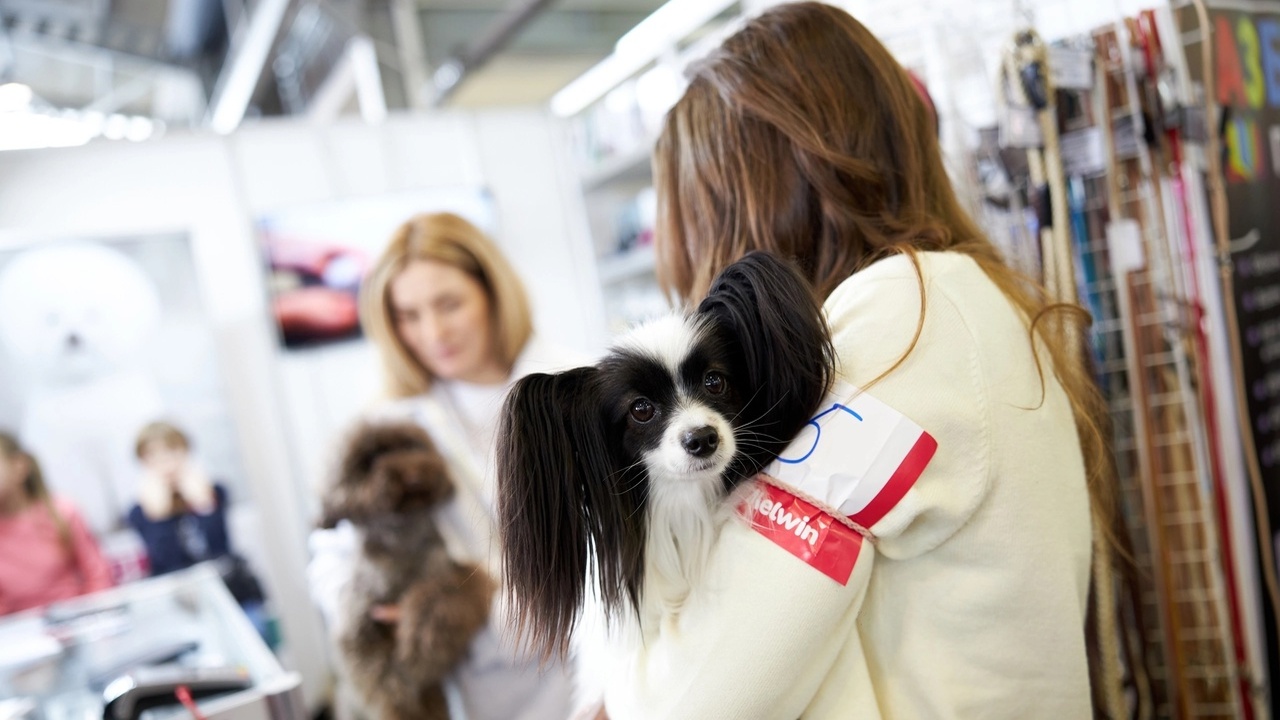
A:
[[0, 108, 607, 710]]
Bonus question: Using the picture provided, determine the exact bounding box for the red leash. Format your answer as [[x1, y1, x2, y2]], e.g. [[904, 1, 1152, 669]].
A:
[[175, 686, 209, 720]]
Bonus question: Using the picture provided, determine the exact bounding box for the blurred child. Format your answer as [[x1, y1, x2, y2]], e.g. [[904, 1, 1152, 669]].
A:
[[0, 431, 113, 615], [128, 421, 230, 575], [128, 421, 271, 642]]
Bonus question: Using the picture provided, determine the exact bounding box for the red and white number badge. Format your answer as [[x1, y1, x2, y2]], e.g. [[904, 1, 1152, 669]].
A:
[[745, 382, 937, 584]]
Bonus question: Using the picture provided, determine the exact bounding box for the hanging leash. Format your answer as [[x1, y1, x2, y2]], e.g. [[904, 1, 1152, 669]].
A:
[[1188, 0, 1280, 696], [175, 685, 209, 720]]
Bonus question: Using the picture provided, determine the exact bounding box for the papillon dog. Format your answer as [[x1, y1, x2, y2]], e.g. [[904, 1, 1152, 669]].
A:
[[496, 252, 833, 674]]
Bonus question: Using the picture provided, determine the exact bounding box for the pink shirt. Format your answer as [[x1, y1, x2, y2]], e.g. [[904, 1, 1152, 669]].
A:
[[0, 496, 113, 615]]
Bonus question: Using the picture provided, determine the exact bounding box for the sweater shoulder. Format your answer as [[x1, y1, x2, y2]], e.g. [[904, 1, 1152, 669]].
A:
[[823, 253, 998, 556]]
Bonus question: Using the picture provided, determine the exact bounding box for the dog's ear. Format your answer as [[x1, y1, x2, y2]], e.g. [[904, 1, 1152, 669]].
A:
[[696, 251, 834, 476], [497, 367, 637, 660], [374, 448, 453, 511]]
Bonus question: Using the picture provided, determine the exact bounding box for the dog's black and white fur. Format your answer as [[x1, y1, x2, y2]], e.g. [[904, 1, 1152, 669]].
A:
[[497, 252, 834, 679]]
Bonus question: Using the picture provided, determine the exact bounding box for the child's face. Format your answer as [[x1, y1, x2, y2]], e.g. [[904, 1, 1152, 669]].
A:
[[140, 440, 189, 480]]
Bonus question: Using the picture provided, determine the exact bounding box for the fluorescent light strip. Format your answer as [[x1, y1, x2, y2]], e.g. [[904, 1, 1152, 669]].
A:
[[550, 0, 737, 118], [551, 52, 642, 117], [615, 0, 736, 58]]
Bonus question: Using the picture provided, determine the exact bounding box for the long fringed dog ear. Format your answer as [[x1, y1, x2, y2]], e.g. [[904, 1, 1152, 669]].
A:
[[497, 367, 634, 660], [696, 251, 835, 477]]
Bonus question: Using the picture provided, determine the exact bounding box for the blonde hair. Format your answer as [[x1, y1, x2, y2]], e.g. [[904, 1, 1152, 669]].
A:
[[135, 421, 191, 459], [0, 432, 72, 554], [360, 212, 533, 398]]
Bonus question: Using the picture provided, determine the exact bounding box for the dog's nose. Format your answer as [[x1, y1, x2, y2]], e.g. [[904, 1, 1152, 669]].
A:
[[681, 426, 719, 458]]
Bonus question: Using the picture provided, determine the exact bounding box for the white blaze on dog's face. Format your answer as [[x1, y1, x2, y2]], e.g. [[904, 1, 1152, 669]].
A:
[[606, 315, 743, 499], [0, 243, 161, 381]]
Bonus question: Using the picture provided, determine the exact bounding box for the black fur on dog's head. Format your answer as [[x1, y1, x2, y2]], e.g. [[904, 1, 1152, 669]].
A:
[[320, 421, 452, 530], [497, 251, 833, 659]]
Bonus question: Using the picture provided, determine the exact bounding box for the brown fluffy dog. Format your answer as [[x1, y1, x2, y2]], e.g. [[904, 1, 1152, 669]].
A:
[[321, 422, 494, 720]]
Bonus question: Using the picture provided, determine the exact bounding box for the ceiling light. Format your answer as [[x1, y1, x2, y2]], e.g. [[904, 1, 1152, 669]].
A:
[[125, 116, 154, 142], [551, 53, 637, 118], [81, 110, 105, 135], [103, 114, 129, 140], [0, 83, 34, 113], [635, 64, 684, 123], [0, 113, 93, 151], [614, 0, 735, 59], [550, 0, 736, 118]]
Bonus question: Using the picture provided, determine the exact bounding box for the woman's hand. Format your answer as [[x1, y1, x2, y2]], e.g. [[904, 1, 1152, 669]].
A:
[[370, 604, 401, 624]]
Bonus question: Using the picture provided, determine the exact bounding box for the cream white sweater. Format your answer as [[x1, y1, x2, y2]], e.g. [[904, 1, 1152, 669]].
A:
[[604, 252, 1093, 718]]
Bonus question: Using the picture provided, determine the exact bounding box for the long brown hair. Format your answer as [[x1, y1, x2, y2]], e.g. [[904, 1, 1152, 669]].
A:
[[360, 212, 533, 399], [655, 2, 1124, 710], [0, 432, 73, 555]]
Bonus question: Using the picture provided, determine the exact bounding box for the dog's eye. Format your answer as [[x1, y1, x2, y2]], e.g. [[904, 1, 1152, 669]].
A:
[[629, 398, 655, 423], [703, 371, 727, 395]]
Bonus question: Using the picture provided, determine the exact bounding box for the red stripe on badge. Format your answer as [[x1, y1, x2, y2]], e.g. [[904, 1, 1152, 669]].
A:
[[849, 431, 938, 529], [746, 483, 864, 585]]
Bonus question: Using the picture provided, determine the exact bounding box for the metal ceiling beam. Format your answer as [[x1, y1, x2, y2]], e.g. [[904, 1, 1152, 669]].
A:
[[205, 0, 289, 133], [389, 0, 428, 108], [306, 33, 385, 123], [428, 0, 555, 106]]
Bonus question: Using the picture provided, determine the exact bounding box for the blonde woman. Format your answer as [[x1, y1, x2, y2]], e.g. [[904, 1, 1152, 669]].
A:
[[0, 431, 112, 615], [308, 212, 576, 720]]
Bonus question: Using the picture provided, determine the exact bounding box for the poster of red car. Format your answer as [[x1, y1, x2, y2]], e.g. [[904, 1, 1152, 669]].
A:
[[255, 189, 495, 349]]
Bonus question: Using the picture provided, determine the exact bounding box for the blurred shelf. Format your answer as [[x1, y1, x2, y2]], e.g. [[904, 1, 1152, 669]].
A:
[[598, 245, 657, 285], [580, 142, 654, 192]]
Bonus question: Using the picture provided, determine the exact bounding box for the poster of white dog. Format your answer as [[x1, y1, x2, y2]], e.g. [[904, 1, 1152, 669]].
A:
[[0, 233, 246, 538]]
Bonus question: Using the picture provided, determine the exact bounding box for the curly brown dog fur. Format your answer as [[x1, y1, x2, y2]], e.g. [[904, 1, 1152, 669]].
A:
[[322, 422, 494, 720]]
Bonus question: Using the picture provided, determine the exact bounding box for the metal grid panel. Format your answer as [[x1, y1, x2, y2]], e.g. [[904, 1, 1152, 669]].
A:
[[1090, 22, 1242, 719]]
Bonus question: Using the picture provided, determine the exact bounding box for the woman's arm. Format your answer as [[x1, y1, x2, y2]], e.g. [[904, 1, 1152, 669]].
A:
[[196, 484, 231, 558], [605, 516, 875, 719], [307, 521, 358, 631]]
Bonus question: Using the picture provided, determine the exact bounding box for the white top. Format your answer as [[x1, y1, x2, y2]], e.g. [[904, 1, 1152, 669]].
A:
[[604, 252, 1094, 718], [307, 336, 589, 720]]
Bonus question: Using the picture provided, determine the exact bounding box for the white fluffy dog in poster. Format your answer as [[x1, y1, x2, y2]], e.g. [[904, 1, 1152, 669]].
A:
[[0, 243, 165, 533]]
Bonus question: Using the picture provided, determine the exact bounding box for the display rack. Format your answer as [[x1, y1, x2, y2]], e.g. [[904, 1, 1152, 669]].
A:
[[561, 2, 753, 333], [1093, 19, 1242, 719], [986, 10, 1261, 715]]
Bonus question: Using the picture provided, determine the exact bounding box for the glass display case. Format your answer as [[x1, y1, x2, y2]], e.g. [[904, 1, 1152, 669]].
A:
[[0, 563, 304, 720]]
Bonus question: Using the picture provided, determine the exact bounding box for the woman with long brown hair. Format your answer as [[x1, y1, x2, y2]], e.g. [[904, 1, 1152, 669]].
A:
[[600, 3, 1125, 717], [0, 431, 112, 615]]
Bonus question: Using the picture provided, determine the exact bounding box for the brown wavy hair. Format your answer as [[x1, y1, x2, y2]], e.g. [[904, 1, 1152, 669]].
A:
[[654, 2, 1125, 712], [0, 432, 72, 555], [360, 212, 533, 399]]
